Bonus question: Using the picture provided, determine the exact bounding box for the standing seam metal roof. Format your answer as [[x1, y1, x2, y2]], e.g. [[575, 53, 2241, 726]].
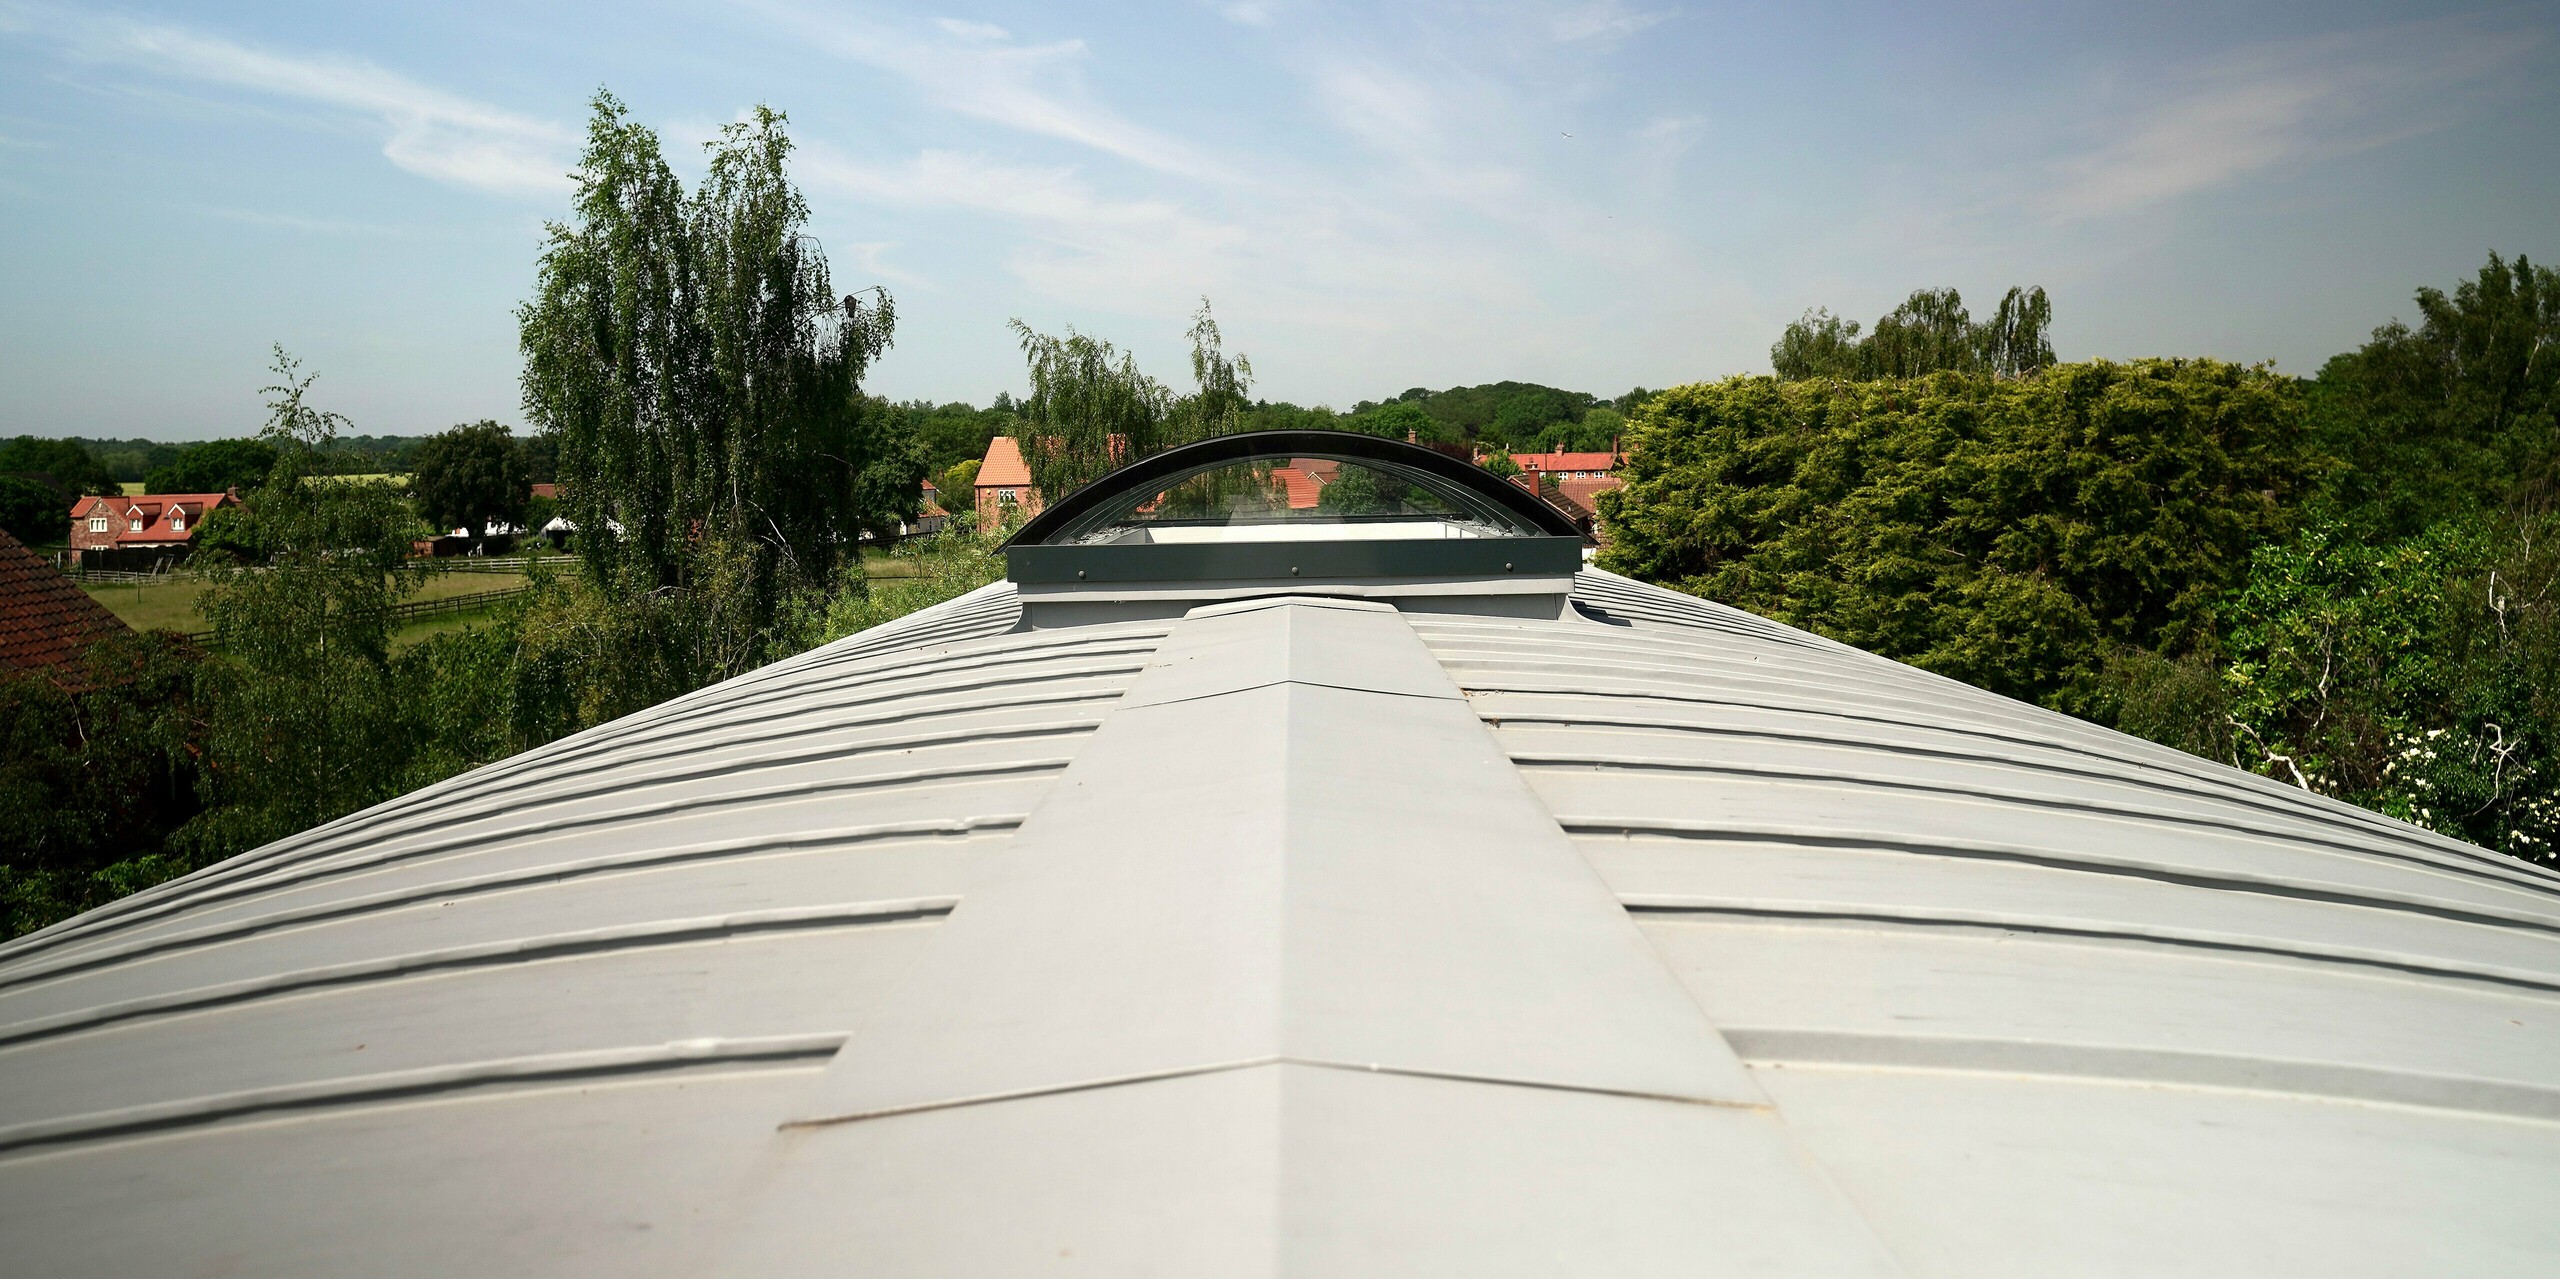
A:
[[4, 565, 2559, 1276]]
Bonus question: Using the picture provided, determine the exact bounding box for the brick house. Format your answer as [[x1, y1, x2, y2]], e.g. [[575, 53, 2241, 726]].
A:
[[1503, 449, 1623, 484], [69, 491, 241, 555], [973, 437, 1041, 530], [1486, 450, 1625, 544]]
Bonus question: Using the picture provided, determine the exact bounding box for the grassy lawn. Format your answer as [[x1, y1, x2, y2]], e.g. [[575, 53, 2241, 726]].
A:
[[84, 571, 533, 636], [860, 547, 927, 578], [78, 549, 921, 646]]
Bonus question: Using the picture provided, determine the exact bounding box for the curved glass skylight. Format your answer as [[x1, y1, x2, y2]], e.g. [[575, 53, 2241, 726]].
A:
[[1001, 430, 1586, 585], [1035, 453, 1549, 546]]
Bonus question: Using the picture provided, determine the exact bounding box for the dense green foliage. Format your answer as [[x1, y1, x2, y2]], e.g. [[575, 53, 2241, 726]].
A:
[[409, 420, 531, 534], [0, 633, 206, 935], [517, 92, 906, 709], [1008, 299, 1254, 501], [1772, 286, 2056, 381], [177, 353, 437, 857], [2302, 252, 2557, 535], [1603, 360, 2313, 716], [0, 436, 120, 497], [144, 437, 279, 495], [0, 477, 65, 544], [1608, 251, 2560, 859]]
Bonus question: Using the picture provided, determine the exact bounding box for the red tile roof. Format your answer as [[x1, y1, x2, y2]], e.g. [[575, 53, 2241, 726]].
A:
[[530, 483, 558, 500], [1506, 452, 1621, 474], [1270, 466, 1325, 510], [0, 527, 132, 675], [1557, 475, 1624, 512], [976, 437, 1034, 488], [72, 492, 237, 545]]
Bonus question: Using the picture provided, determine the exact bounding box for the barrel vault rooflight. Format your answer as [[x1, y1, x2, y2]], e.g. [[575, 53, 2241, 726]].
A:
[[6, 431, 2560, 1275]]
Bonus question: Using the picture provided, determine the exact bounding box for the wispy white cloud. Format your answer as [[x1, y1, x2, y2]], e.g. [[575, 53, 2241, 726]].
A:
[[846, 240, 936, 290], [798, 146, 1246, 301], [934, 18, 1009, 42], [1, 3, 573, 193], [1549, 1, 1672, 43], [1220, 3, 1273, 27], [749, 2, 1232, 182], [196, 205, 423, 237], [2037, 17, 2537, 218]]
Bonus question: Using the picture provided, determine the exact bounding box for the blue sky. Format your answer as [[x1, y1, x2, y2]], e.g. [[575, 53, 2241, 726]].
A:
[[2, 1, 2554, 440]]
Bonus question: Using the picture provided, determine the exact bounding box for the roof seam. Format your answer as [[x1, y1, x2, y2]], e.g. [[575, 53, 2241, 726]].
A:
[[783, 1054, 1776, 1130], [1624, 897, 2560, 994]]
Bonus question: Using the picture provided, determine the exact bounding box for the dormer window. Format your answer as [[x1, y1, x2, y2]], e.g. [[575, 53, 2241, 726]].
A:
[[129, 518, 143, 532], [171, 515, 184, 532]]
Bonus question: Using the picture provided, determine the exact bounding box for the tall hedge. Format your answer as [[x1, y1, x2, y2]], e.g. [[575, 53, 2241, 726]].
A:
[[1598, 360, 2316, 719]]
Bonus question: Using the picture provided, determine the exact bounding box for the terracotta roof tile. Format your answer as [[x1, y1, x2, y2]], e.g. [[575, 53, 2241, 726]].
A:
[[0, 527, 133, 674], [1558, 475, 1623, 510], [1270, 466, 1324, 510], [976, 437, 1035, 488], [1507, 452, 1621, 473]]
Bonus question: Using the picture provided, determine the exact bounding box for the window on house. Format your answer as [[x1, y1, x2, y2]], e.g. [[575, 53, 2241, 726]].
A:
[[129, 519, 143, 532], [89, 516, 108, 533], [998, 489, 1017, 503], [171, 516, 184, 531]]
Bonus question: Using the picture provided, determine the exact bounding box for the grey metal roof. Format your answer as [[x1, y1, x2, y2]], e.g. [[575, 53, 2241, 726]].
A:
[[5, 561, 2560, 1276]]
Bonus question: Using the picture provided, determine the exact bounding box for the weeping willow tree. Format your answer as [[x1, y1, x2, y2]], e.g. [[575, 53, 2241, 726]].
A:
[[518, 91, 899, 707], [1009, 298, 1257, 507], [1772, 285, 2055, 380], [1007, 320, 1170, 503]]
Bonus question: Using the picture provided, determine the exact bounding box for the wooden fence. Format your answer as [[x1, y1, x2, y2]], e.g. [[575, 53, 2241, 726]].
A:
[[183, 586, 530, 647]]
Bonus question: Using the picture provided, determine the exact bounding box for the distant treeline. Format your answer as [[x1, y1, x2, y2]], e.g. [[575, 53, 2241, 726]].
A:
[[30, 380, 1624, 514], [883, 379, 1648, 501], [21, 433, 560, 493]]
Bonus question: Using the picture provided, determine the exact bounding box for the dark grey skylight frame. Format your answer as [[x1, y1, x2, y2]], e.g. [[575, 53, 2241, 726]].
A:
[[998, 430, 1587, 584]]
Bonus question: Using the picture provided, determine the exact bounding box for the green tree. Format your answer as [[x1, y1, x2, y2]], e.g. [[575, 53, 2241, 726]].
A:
[[145, 438, 280, 495], [1772, 286, 2054, 381], [1008, 321, 1173, 500], [0, 476, 64, 544], [1602, 360, 2312, 717], [0, 632, 208, 938], [175, 349, 430, 860], [2307, 251, 2559, 534], [1530, 406, 1623, 453], [409, 420, 530, 534], [0, 436, 120, 496], [904, 400, 1006, 470], [2205, 511, 2560, 861], [1769, 309, 1866, 380], [1342, 401, 1444, 442], [518, 91, 898, 706], [1173, 298, 1254, 444], [937, 457, 980, 510]]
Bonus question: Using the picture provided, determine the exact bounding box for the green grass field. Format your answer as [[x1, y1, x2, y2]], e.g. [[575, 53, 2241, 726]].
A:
[[84, 572, 534, 638], [79, 552, 920, 649]]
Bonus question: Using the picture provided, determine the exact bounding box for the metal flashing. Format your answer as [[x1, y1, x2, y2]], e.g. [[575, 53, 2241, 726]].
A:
[[1005, 532, 1583, 583]]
